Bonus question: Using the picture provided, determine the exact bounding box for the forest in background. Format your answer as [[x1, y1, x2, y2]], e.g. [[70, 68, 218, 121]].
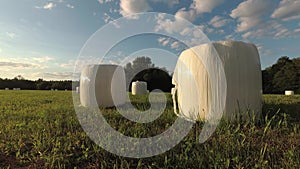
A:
[[0, 56, 299, 94]]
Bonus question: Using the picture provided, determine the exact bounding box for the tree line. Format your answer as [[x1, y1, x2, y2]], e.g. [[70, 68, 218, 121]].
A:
[[124, 56, 173, 92], [1, 56, 299, 94], [0, 76, 78, 90], [262, 56, 300, 94]]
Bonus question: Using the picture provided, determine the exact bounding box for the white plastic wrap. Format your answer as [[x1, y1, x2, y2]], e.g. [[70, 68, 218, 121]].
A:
[[172, 41, 262, 121], [132, 81, 147, 95], [285, 90, 294, 95], [80, 64, 126, 108]]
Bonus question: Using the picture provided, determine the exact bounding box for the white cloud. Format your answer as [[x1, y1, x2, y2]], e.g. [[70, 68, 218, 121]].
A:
[[174, 0, 224, 22], [225, 34, 235, 40], [157, 37, 171, 46], [6, 32, 16, 39], [32, 56, 54, 63], [274, 28, 290, 38], [175, 8, 197, 22], [66, 4, 74, 9], [60, 59, 75, 69], [230, 0, 274, 32], [119, 0, 151, 19], [155, 13, 190, 35], [0, 61, 45, 70], [98, 0, 113, 4], [32, 72, 78, 80], [170, 41, 180, 50], [242, 29, 267, 39], [157, 37, 182, 51], [103, 13, 113, 23], [294, 28, 300, 33], [35, 2, 56, 10], [271, 0, 300, 21], [256, 44, 272, 56], [241, 21, 293, 39], [151, 0, 180, 7], [190, 0, 224, 14], [209, 16, 230, 28], [43, 2, 56, 10]]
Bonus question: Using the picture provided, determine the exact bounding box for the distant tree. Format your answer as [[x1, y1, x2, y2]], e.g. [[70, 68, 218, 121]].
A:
[[262, 56, 300, 94], [124, 57, 156, 87], [14, 75, 25, 80], [124, 57, 173, 92], [133, 68, 173, 92]]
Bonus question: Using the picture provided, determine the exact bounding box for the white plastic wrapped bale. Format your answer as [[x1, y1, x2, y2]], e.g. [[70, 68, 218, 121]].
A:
[[80, 64, 126, 108], [131, 81, 147, 95], [76, 87, 80, 93], [172, 41, 262, 122], [285, 90, 294, 96]]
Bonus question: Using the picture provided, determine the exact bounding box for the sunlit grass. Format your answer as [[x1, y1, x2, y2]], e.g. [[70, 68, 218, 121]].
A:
[[0, 91, 299, 168]]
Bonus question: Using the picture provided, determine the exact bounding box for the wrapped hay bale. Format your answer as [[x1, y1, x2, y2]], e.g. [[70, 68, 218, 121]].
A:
[[80, 64, 126, 108], [76, 87, 80, 93], [172, 41, 262, 121], [285, 90, 294, 96], [131, 81, 147, 95]]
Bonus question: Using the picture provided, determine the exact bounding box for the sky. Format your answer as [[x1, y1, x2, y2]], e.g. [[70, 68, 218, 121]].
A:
[[0, 0, 299, 80]]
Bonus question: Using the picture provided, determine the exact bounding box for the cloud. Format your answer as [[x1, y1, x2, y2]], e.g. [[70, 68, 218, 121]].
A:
[[155, 13, 209, 47], [155, 13, 191, 35], [0, 61, 44, 70], [241, 21, 293, 39], [151, 0, 180, 7], [157, 37, 183, 50], [98, 0, 113, 4], [170, 41, 180, 50], [175, 8, 197, 22], [32, 56, 54, 63], [66, 4, 74, 9], [190, 0, 224, 14], [33, 72, 78, 80], [103, 13, 113, 23], [274, 28, 290, 38], [44, 2, 56, 9], [157, 37, 171, 46], [174, 0, 224, 22], [60, 59, 75, 69], [35, 2, 56, 10], [230, 0, 274, 32], [209, 16, 230, 28], [119, 0, 151, 19], [271, 0, 300, 21], [294, 28, 300, 34], [0, 48, 2, 53], [256, 44, 272, 56], [6, 32, 16, 39]]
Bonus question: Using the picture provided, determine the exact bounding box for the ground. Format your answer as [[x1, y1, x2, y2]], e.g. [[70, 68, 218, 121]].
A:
[[0, 90, 299, 168]]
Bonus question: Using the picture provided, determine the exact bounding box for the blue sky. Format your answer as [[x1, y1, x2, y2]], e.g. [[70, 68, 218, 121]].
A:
[[0, 0, 299, 80]]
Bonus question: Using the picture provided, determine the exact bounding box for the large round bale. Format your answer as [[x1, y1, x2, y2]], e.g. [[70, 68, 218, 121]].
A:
[[76, 86, 80, 93], [131, 81, 147, 95], [80, 64, 126, 108], [285, 90, 294, 96], [172, 41, 262, 121]]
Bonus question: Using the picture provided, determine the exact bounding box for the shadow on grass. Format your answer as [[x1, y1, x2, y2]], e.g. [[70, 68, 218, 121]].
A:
[[262, 102, 300, 124]]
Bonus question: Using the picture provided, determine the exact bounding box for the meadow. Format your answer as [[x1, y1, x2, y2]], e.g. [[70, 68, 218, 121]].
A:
[[0, 90, 299, 168]]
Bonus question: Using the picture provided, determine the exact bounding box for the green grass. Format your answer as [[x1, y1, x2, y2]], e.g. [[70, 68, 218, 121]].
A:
[[0, 90, 299, 168]]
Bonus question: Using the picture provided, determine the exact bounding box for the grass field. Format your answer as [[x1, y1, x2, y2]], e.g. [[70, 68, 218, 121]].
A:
[[0, 90, 299, 168]]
